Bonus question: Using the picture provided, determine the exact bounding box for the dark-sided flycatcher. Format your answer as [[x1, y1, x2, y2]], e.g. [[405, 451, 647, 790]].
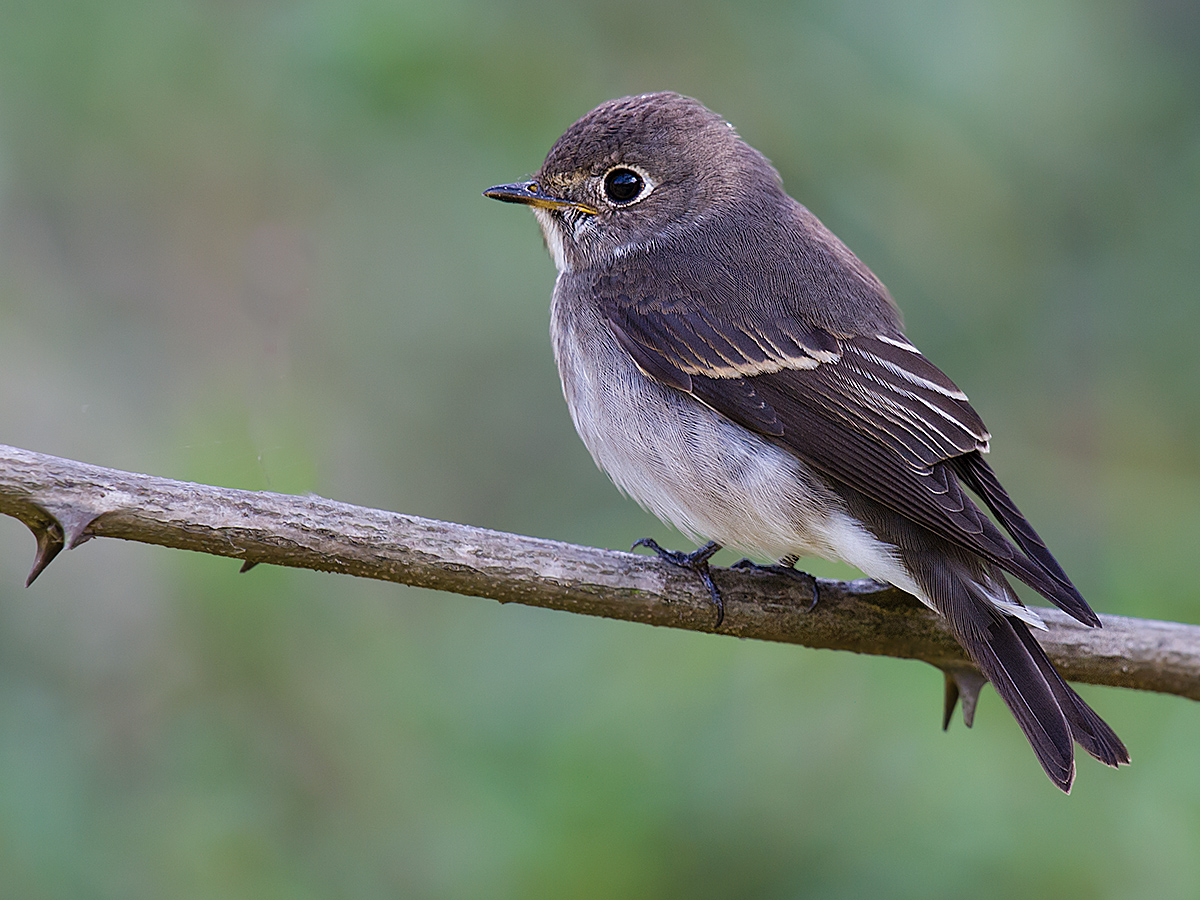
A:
[[485, 92, 1127, 791]]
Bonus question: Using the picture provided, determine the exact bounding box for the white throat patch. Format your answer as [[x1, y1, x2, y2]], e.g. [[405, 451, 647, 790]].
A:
[[533, 207, 572, 273]]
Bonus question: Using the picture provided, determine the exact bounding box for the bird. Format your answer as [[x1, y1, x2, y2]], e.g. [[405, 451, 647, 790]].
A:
[[484, 91, 1128, 791]]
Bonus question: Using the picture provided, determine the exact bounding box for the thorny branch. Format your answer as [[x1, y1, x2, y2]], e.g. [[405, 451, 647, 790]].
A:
[[1, 443, 1197, 725]]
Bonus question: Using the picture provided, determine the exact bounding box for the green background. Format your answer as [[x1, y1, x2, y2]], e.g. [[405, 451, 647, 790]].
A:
[[1, 0, 1198, 896]]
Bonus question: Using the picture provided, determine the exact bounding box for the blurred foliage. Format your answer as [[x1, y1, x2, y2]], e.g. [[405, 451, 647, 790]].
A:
[[1, 0, 1199, 896]]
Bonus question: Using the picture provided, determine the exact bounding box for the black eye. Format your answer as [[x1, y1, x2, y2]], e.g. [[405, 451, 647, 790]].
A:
[[603, 168, 645, 204]]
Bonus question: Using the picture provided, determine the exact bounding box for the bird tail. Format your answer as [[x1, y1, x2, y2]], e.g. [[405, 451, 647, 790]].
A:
[[910, 549, 1129, 792]]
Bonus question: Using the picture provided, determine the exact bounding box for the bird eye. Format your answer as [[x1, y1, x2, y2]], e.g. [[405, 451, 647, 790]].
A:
[[603, 168, 646, 204]]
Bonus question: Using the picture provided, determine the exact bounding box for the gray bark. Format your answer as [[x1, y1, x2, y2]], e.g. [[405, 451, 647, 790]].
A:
[[1, 443, 1197, 706]]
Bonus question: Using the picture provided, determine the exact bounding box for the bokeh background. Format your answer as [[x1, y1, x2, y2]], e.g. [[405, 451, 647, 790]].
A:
[[1, 0, 1198, 896]]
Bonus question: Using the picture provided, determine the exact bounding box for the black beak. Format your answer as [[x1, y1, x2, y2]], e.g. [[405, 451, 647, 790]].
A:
[[483, 180, 597, 215]]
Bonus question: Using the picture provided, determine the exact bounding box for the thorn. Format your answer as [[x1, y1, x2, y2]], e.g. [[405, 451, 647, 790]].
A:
[[62, 511, 100, 549], [941, 666, 987, 729], [23, 501, 103, 586], [25, 522, 64, 587], [39, 501, 103, 550], [239, 560, 258, 573], [942, 672, 958, 731]]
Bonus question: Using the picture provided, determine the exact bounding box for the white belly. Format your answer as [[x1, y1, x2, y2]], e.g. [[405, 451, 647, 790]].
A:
[[549, 285, 914, 584]]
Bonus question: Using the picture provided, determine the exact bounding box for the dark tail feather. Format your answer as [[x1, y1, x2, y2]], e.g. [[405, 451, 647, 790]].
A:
[[952, 454, 1100, 627], [849, 490, 1124, 789], [1010, 621, 1130, 768], [941, 593, 1077, 791]]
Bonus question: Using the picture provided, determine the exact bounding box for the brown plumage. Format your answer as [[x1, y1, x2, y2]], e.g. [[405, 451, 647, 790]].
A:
[[486, 92, 1128, 791]]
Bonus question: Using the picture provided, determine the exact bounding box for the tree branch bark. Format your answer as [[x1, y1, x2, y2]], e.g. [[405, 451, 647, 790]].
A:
[[2, 443, 1197, 707]]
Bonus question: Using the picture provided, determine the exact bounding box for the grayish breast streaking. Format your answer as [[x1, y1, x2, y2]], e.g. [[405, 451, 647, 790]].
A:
[[485, 91, 1128, 791]]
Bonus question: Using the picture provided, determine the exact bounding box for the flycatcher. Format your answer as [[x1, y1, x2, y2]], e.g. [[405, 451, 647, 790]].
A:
[[485, 92, 1127, 791]]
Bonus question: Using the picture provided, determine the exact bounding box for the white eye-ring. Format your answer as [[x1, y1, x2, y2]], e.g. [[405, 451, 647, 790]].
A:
[[601, 165, 655, 206]]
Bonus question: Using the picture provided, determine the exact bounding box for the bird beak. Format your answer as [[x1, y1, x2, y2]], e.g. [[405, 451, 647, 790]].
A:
[[483, 180, 598, 215]]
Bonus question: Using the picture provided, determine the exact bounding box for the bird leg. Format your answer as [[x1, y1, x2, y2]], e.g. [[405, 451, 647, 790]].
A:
[[632, 538, 725, 627], [730, 554, 820, 611]]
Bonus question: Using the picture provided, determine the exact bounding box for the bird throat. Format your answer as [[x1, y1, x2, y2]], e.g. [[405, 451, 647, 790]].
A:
[[533, 207, 573, 274]]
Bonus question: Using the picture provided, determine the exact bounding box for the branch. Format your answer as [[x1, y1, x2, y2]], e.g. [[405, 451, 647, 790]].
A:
[[2, 443, 1197, 713]]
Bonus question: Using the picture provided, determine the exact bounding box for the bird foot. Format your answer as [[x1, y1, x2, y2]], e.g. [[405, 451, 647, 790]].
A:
[[729, 556, 820, 612], [632, 539, 725, 627]]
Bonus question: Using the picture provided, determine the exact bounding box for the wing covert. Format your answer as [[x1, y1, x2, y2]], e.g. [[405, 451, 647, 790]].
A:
[[592, 253, 1095, 623]]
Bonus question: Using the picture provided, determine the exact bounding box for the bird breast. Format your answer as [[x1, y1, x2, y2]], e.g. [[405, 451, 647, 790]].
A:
[[551, 272, 848, 562]]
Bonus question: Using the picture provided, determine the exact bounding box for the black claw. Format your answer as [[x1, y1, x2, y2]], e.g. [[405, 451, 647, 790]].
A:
[[729, 558, 820, 611], [239, 560, 259, 573], [632, 539, 725, 627]]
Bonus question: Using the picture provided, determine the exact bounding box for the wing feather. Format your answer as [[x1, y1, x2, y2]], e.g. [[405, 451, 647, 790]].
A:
[[594, 249, 1098, 626]]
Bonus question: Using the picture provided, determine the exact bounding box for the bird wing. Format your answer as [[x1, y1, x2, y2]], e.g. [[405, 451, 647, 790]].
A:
[[594, 243, 1099, 626]]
